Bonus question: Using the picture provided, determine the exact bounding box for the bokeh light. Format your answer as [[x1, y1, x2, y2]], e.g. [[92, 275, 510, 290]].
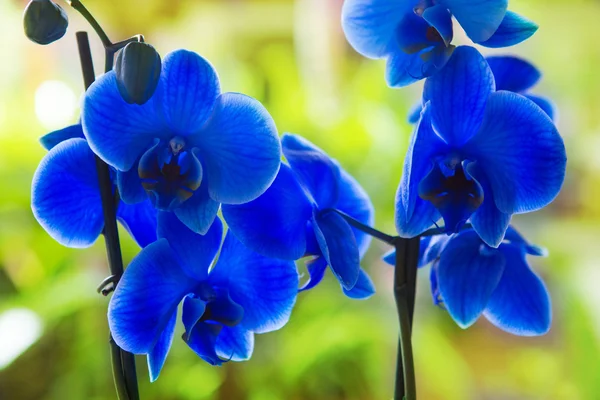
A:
[[34, 81, 77, 130]]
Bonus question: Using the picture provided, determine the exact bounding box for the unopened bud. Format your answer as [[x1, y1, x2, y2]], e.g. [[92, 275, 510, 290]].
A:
[[23, 0, 68, 45], [115, 42, 162, 105]]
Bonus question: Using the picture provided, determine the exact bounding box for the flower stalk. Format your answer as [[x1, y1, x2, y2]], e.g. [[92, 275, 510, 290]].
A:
[[70, 3, 147, 398], [333, 210, 419, 399], [75, 30, 140, 400], [392, 236, 419, 400]]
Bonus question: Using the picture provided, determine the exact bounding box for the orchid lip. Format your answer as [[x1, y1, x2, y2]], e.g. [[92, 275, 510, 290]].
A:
[[138, 139, 203, 210], [419, 156, 484, 233]]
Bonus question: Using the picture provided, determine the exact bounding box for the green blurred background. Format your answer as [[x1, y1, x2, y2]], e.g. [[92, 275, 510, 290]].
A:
[[1, 0, 599, 398]]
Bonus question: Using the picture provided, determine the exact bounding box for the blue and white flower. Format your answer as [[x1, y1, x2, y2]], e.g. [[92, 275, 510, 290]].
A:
[[223, 134, 375, 298], [342, 0, 538, 86], [108, 213, 298, 381], [82, 49, 281, 235], [395, 46, 566, 247]]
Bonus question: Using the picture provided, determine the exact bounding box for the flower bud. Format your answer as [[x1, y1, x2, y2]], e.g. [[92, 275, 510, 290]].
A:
[[23, 0, 68, 45], [115, 42, 162, 105]]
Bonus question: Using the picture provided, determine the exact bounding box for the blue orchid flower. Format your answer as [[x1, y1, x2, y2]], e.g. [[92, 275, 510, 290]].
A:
[[222, 134, 375, 299], [386, 226, 551, 336], [408, 55, 555, 123], [485, 55, 555, 120], [81, 49, 281, 235], [342, 0, 538, 87], [395, 46, 566, 247], [31, 124, 157, 248], [108, 212, 297, 381]]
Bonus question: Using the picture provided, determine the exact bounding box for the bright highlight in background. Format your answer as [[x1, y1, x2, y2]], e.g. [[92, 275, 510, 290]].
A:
[[0, 308, 43, 369], [34, 80, 77, 130]]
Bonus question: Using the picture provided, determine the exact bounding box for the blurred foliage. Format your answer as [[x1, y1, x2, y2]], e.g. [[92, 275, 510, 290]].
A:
[[1, 0, 600, 399]]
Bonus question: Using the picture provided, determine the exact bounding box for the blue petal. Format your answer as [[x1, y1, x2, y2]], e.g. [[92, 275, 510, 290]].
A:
[[305, 221, 321, 255], [209, 233, 298, 333], [386, 45, 454, 88], [157, 211, 223, 281], [479, 11, 538, 48], [407, 102, 423, 124], [334, 169, 374, 258], [484, 244, 551, 335], [421, 5, 453, 46], [108, 239, 198, 354], [382, 249, 395, 267], [395, 11, 447, 53], [182, 295, 207, 337], [385, 48, 426, 88], [205, 289, 245, 327], [430, 261, 443, 306], [156, 50, 220, 135], [40, 124, 85, 150], [117, 164, 147, 204], [464, 91, 566, 214], [117, 199, 158, 248], [222, 164, 312, 260], [173, 180, 220, 235], [192, 93, 281, 204], [421, 234, 450, 266], [423, 46, 495, 147], [418, 159, 483, 234], [281, 134, 341, 209], [82, 71, 166, 171], [313, 210, 360, 290], [395, 184, 440, 238], [468, 163, 511, 247], [31, 138, 103, 248], [215, 325, 254, 362], [503, 227, 548, 257], [486, 56, 541, 93], [343, 268, 376, 299], [437, 231, 506, 328], [395, 104, 445, 237], [185, 322, 224, 366], [299, 256, 328, 292], [525, 245, 548, 257], [147, 310, 177, 382], [525, 94, 556, 121], [341, 0, 412, 59], [439, 0, 508, 43]]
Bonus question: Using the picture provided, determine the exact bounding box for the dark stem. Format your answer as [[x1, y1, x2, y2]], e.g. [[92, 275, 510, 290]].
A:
[[404, 237, 420, 328], [68, 0, 145, 71], [76, 31, 139, 400], [110, 338, 130, 400], [328, 209, 396, 245], [392, 237, 419, 400], [69, 1, 111, 47], [394, 282, 416, 400], [325, 209, 420, 399]]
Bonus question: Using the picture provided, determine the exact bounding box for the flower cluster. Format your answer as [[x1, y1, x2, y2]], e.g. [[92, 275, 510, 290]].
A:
[[109, 213, 298, 381], [342, 0, 566, 334], [223, 134, 375, 298], [342, 0, 538, 87], [29, 0, 567, 386], [31, 48, 374, 379]]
